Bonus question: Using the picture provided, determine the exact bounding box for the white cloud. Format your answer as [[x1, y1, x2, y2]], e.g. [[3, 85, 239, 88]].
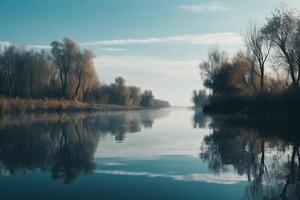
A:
[[2, 32, 242, 51], [0, 41, 10, 46], [0, 42, 51, 50], [80, 33, 242, 47], [95, 170, 246, 184], [179, 2, 230, 13], [26, 45, 127, 52], [94, 55, 199, 82]]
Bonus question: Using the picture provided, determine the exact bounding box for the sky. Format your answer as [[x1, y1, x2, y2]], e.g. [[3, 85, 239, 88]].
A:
[[1, 0, 300, 106]]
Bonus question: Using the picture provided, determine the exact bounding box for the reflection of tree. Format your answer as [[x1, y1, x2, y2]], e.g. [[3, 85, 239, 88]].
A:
[[0, 121, 99, 184], [200, 126, 261, 176], [51, 121, 98, 184], [192, 109, 210, 128], [0, 110, 169, 183], [279, 145, 300, 200], [90, 110, 170, 142], [197, 114, 300, 200]]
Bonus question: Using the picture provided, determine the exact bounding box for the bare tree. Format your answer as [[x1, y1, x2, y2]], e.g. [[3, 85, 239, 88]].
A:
[[199, 49, 227, 80], [199, 49, 228, 90], [262, 8, 300, 86], [245, 24, 271, 90]]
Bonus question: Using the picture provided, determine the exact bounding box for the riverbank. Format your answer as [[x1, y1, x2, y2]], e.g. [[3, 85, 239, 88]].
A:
[[0, 97, 143, 113], [202, 87, 300, 117]]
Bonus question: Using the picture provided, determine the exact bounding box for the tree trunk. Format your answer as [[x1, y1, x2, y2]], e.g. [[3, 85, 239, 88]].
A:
[[260, 68, 264, 91], [30, 74, 33, 97], [74, 71, 82, 100]]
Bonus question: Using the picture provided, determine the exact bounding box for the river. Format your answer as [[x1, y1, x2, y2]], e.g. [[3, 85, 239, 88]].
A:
[[0, 108, 298, 200]]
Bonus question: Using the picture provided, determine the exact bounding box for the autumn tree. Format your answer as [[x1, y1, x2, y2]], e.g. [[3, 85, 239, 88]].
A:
[[72, 50, 99, 100], [128, 86, 141, 106], [200, 50, 259, 97], [51, 38, 99, 100], [0, 38, 164, 108], [51, 38, 79, 99]]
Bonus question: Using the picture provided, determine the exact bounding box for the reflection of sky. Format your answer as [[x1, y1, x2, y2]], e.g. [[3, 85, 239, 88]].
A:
[[0, 109, 297, 200], [95, 108, 210, 158], [94, 109, 247, 187], [0, 109, 249, 199]]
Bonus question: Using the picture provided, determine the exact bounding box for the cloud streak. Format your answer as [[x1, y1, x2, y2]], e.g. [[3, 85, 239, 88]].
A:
[[179, 2, 230, 13], [99, 47, 128, 52], [80, 33, 242, 46], [1, 33, 242, 50]]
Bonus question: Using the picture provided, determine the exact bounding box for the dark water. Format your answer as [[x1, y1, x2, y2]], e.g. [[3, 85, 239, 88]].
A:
[[0, 108, 298, 200]]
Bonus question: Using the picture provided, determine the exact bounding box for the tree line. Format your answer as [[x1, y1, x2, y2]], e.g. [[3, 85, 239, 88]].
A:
[[0, 38, 169, 108], [194, 6, 300, 115]]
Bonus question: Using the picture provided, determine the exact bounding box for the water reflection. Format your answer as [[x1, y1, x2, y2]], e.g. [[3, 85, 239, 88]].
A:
[[2, 108, 299, 199], [192, 108, 211, 128], [194, 111, 300, 200], [0, 110, 169, 184]]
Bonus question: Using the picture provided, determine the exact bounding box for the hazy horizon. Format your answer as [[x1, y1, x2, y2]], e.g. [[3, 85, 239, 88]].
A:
[[1, 0, 300, 105]]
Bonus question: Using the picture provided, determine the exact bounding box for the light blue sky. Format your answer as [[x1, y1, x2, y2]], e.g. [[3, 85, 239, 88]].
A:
[[1, 0, 299, 105]]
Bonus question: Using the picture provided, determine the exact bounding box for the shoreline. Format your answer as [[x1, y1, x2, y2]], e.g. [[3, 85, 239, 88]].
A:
[[0, 97, 145, 114]]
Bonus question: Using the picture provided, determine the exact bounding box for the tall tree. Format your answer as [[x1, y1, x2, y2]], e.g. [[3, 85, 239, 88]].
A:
[[51, 38, 79, 99], [262, 8, 300, 86], [140, 90, 154, 107], [128, 86, 141, 106], [199, 49, 228, 94], [245, 24, 271, 90], [73, 50, 98, 100]]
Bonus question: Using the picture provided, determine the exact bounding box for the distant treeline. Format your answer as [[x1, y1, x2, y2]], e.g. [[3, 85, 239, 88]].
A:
[[0, 38, 170, 109], [193, 6, 300, 115]]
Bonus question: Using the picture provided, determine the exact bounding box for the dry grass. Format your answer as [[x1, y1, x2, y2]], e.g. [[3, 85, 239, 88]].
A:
[[0, 96, 140, 113]]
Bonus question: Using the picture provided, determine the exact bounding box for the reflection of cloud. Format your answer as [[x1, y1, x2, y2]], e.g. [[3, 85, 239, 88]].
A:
[[81, 33, 242, 46], [179, 2, 230, 13], [104, 162, 128, 166], [95, 170, 246, 184]]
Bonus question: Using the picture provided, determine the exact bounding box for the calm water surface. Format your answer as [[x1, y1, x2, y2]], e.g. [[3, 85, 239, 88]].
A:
[[0, 108, 298, 200]]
